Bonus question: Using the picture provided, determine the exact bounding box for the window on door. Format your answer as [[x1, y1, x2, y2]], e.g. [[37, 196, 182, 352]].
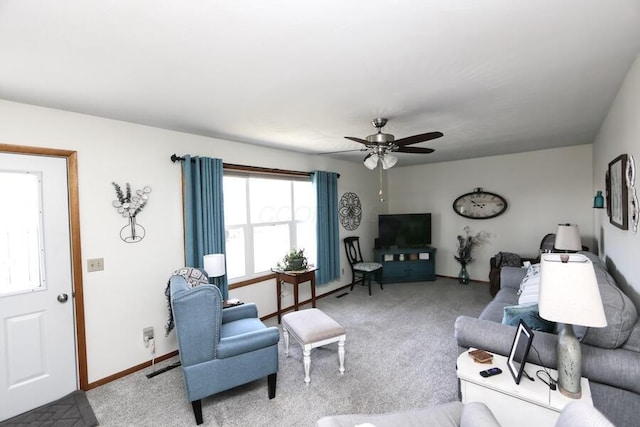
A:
[[0, 171, 46, 296], [223, 174, 316, 281]]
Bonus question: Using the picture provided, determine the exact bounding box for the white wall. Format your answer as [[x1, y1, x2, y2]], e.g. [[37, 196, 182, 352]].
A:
[[592, 52, 640, 307], [386, 145, 594, 282], [0, 100, 380, 383]]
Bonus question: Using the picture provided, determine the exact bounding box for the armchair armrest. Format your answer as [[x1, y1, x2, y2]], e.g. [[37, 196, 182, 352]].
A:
[[222, 303, 259, 323], [217, 326, 280, 358]]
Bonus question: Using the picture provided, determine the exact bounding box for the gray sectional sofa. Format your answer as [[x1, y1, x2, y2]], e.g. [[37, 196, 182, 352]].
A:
[[316, 401, 614, 427], [455, 251, 640, 427]]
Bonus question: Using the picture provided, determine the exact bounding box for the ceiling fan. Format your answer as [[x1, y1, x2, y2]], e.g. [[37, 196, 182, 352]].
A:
[[344, 118, 443, 170]]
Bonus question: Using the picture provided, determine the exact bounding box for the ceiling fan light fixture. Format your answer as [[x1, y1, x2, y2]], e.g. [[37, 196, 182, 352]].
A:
[[364, 153, 379, 169], [344, 118, 443, 171], [381, 154, 398, 169], [366, 132, 394, 144]]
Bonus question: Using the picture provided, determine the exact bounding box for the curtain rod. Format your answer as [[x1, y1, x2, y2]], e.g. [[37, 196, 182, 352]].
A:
[[170, 154, 339, 178]]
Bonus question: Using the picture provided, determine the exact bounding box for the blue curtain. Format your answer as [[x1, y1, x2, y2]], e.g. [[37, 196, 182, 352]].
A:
[[181, 155, 228, 299], [313, 171, 340, 285]]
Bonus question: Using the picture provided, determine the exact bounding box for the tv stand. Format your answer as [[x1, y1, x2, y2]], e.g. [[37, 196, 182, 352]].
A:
[[374, 246, 436, 283]]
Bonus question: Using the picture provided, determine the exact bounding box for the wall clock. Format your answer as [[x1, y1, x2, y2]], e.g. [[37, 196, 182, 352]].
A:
[[339, 192, 362, 230], [453, 188, 507, 219]]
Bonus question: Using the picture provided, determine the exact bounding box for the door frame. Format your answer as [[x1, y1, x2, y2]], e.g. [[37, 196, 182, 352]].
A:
[[0, 143, 88, 390]]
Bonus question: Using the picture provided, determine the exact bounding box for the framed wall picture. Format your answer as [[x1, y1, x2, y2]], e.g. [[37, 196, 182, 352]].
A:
[[605, 169, 611, 218], [608, 154, 628, 230]]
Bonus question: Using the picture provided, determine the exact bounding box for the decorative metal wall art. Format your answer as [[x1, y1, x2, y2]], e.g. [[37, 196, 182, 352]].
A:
[[627, 154, 638, 233], [112, 182, 151, 242], [338, 192, 362, 231], [607, 155, 628, 230]]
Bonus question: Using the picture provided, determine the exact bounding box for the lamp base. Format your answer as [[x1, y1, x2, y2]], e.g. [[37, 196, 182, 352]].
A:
[[557, 324, 582, 399], [558, 384, 582, 399]]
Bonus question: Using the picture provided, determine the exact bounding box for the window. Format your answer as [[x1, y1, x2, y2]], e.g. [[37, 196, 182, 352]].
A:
[[223, 174, 316, 281], [0, 171, 46, 295]]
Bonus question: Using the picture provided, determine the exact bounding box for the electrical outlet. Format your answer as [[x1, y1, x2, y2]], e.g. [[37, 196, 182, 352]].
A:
[[341, 268, 345, 275], [143, 327, 154, 347], [87, 258, 104, 272]]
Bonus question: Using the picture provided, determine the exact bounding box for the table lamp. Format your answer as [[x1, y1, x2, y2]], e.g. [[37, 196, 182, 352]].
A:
[[553, 223, 582, 252], [203, 253, 226, 287], [538, 253, 607, 398]]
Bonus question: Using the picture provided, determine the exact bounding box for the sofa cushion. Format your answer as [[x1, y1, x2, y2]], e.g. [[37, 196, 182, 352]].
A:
[[502, 304, 555, 332], [580, 252, 638, 349], [479, 288, 518, 321], [622, 322, 640, 352]]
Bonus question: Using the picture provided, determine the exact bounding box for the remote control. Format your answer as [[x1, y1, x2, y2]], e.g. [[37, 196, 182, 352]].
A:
[[479, 367, 502, 378]]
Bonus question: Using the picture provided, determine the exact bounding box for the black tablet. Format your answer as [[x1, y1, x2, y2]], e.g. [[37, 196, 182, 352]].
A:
[[507, 319, 534, 384]]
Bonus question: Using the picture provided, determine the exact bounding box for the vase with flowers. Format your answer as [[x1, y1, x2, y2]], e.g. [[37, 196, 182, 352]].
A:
[[454, 226, 491, 284]]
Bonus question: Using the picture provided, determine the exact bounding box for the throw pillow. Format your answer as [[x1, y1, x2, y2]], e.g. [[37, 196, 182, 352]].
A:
[[517, 263, 541, 305], [502, 303, 556, 333]]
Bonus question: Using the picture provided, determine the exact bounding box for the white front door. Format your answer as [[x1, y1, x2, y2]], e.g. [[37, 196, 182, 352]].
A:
[[0, 153, 77, 421]]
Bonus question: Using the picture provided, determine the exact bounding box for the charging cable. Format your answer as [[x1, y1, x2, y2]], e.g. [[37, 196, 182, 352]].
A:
[[536, 370, 557, 390], [148, 338, 156, 370], [521, 369, 534, 381], [530, 344, 557, 390]]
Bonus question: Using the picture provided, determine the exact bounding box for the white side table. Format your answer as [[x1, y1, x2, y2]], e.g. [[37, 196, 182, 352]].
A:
[[457, 350, 592, 427]]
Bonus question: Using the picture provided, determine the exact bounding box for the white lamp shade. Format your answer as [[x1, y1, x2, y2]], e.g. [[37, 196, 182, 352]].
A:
[[380, 154, 398, 170], [203, 253, 226, 278], [364, 153, 379, 169], [539, 253, 607, 327], [554, 223, 582, 251]]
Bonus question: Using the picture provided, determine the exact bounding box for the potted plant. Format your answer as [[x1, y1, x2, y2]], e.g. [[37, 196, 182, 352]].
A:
[[278, 248, 308, 272]]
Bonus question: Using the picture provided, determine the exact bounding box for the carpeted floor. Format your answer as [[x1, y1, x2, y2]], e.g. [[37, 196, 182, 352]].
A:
[[1, 390, 98, 427], [87, 278, 492, 426]]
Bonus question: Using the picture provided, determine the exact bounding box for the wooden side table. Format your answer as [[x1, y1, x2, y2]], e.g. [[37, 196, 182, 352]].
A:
[[275, 268, 317, 322], [457, 350, 592, 427]]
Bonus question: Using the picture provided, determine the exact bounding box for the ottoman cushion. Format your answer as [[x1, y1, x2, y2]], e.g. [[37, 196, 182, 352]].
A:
[[282, 309, 345, 343]]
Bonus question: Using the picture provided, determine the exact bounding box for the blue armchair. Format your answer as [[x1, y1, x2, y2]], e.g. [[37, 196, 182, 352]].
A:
[[169, 274, 280, 425]]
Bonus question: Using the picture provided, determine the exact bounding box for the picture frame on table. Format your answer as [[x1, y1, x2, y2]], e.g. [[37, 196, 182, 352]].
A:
[[608, 154, 628, 230], [507, 320, 534, 384]]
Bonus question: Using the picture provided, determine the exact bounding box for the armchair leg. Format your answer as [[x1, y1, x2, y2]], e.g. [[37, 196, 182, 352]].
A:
[[191, 400, 203, 425], [268, 373, 277, 399]]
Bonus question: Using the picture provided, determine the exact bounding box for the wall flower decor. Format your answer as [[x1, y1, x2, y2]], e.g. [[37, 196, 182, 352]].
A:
[[112, 182, 151, 242], [338, 192, 362, 231]]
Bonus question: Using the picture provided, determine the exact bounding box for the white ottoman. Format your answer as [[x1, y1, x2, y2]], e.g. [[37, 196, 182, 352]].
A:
[[282, 308, 346, 384]]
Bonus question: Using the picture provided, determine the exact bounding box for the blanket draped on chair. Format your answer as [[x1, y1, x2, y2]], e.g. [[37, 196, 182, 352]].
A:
[[164, 267, 209, 336]]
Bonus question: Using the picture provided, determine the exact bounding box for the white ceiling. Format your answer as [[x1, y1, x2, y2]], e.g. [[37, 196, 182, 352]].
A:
[[1, 1, 639, 166]]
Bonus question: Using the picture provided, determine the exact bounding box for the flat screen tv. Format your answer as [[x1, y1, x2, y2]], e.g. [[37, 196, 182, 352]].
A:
[[378, 213, 431, 248]]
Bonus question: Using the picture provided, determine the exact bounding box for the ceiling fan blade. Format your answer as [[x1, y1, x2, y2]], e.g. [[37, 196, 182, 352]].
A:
[[318, 148, 368, 155], [394, 132, 444, 146], [344, 136, 370, 145], [396, 146, 435, 154]]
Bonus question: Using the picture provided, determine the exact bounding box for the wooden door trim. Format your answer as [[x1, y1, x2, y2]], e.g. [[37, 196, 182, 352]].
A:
[[0, 143, 88, 390]]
